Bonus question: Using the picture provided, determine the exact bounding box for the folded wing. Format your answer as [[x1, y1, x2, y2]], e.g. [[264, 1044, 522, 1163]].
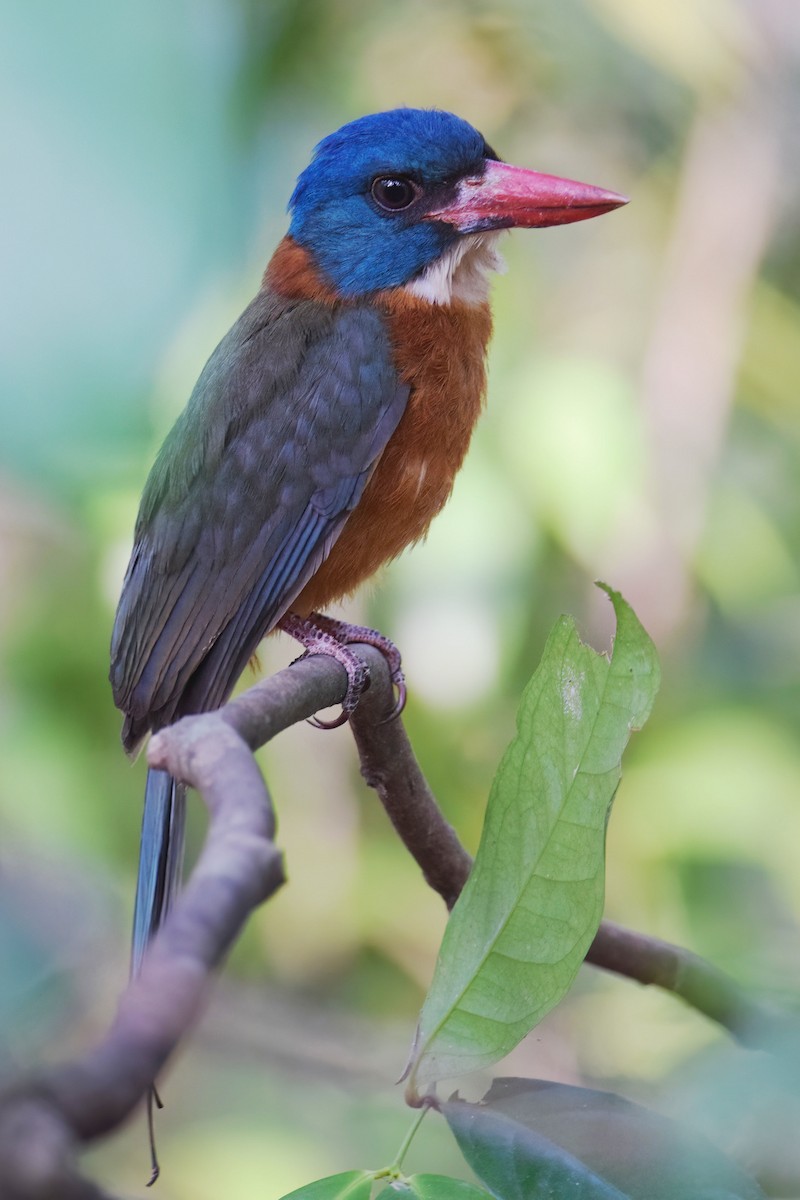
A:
[[110, 290, 408, 752]]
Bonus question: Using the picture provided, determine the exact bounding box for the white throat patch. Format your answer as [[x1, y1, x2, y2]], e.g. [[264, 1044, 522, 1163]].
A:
[[405, 233, 506, 307]]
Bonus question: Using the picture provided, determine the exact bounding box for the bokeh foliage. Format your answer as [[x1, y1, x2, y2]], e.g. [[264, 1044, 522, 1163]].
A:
[[1, 0, 799, 1196]]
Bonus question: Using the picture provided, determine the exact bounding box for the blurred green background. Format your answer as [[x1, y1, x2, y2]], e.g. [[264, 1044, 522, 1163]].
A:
[[2, 0, 799, 1196]]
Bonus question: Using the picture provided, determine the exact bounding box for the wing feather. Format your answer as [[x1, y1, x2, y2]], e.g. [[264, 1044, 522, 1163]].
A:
[[111, 289, 408, 750]]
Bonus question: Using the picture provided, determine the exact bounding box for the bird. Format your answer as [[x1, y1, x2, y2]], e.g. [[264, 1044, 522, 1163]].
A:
[[111, 105, 626, 1004]]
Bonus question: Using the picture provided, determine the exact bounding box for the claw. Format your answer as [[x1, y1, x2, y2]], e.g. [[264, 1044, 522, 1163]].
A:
[[278, 610, 405, 726], [382, 676, 407, 724], [307, 709, 351, 730]]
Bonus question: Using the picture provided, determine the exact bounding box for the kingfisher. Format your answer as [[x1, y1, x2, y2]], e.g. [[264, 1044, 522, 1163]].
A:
[[111, 107, 626, 984]]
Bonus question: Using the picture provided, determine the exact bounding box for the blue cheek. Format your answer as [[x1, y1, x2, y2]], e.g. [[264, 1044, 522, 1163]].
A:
[[289, 203, 453, 296]]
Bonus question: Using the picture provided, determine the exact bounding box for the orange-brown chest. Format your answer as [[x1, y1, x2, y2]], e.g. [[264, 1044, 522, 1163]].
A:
[[295, 293, 492, 613]]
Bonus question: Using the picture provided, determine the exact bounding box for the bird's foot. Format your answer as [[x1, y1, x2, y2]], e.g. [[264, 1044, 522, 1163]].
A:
[[308, 612, 407, 722], [278, 611, 406, 727]]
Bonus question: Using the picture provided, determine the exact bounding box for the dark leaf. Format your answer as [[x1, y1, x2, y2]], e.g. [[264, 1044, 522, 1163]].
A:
[[443, 1095, 629, 1198], [443, 1079, 765, 1199]]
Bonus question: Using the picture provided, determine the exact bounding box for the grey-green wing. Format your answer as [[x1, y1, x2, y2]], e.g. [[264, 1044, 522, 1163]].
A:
[[110, 289, 408, 751]]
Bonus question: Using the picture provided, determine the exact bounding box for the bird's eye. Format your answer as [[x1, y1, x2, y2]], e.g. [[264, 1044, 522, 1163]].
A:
[[370, 176, 418, 212]]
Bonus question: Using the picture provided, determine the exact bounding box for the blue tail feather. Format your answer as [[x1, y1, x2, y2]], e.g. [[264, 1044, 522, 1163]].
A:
[[131, 767, 186, 976]]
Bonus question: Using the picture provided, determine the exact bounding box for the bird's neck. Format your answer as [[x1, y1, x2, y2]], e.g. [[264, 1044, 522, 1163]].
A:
[[264, 235, 504, 309], [263, 237, 341, 302]]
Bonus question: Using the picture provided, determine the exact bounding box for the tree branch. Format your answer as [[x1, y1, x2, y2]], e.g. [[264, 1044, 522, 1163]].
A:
[[348, 651, 472, 909], [0, 667, 331, 1196], [0, 645, 784, 1195], [584, 921, 778, 1047]]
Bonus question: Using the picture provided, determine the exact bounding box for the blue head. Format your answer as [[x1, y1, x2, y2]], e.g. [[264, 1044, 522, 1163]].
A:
[[287, 108, 628, 298], [288, 109, 495, 296]]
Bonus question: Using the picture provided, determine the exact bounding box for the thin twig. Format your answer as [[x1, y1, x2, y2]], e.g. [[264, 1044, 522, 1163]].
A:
[[348, 647, 472, 908], [584, 921, 781, 1048]]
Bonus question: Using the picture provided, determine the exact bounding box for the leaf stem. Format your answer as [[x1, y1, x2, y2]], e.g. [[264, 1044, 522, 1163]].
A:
[[390, 1105, 429, 1173]]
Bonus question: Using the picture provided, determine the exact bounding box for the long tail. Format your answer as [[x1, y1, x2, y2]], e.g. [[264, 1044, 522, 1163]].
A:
[[132, 767, 186, 1184], [132, 767, 187, 975]]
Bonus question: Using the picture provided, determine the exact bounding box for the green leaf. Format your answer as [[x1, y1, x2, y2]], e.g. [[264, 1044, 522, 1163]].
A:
[[407, 587, 660, 1092], [377, 1175, 493, 1199], [443, 1097, 630, 1199], [278, 1171, 375, 1200], [445, 1079, 766, 1200]]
